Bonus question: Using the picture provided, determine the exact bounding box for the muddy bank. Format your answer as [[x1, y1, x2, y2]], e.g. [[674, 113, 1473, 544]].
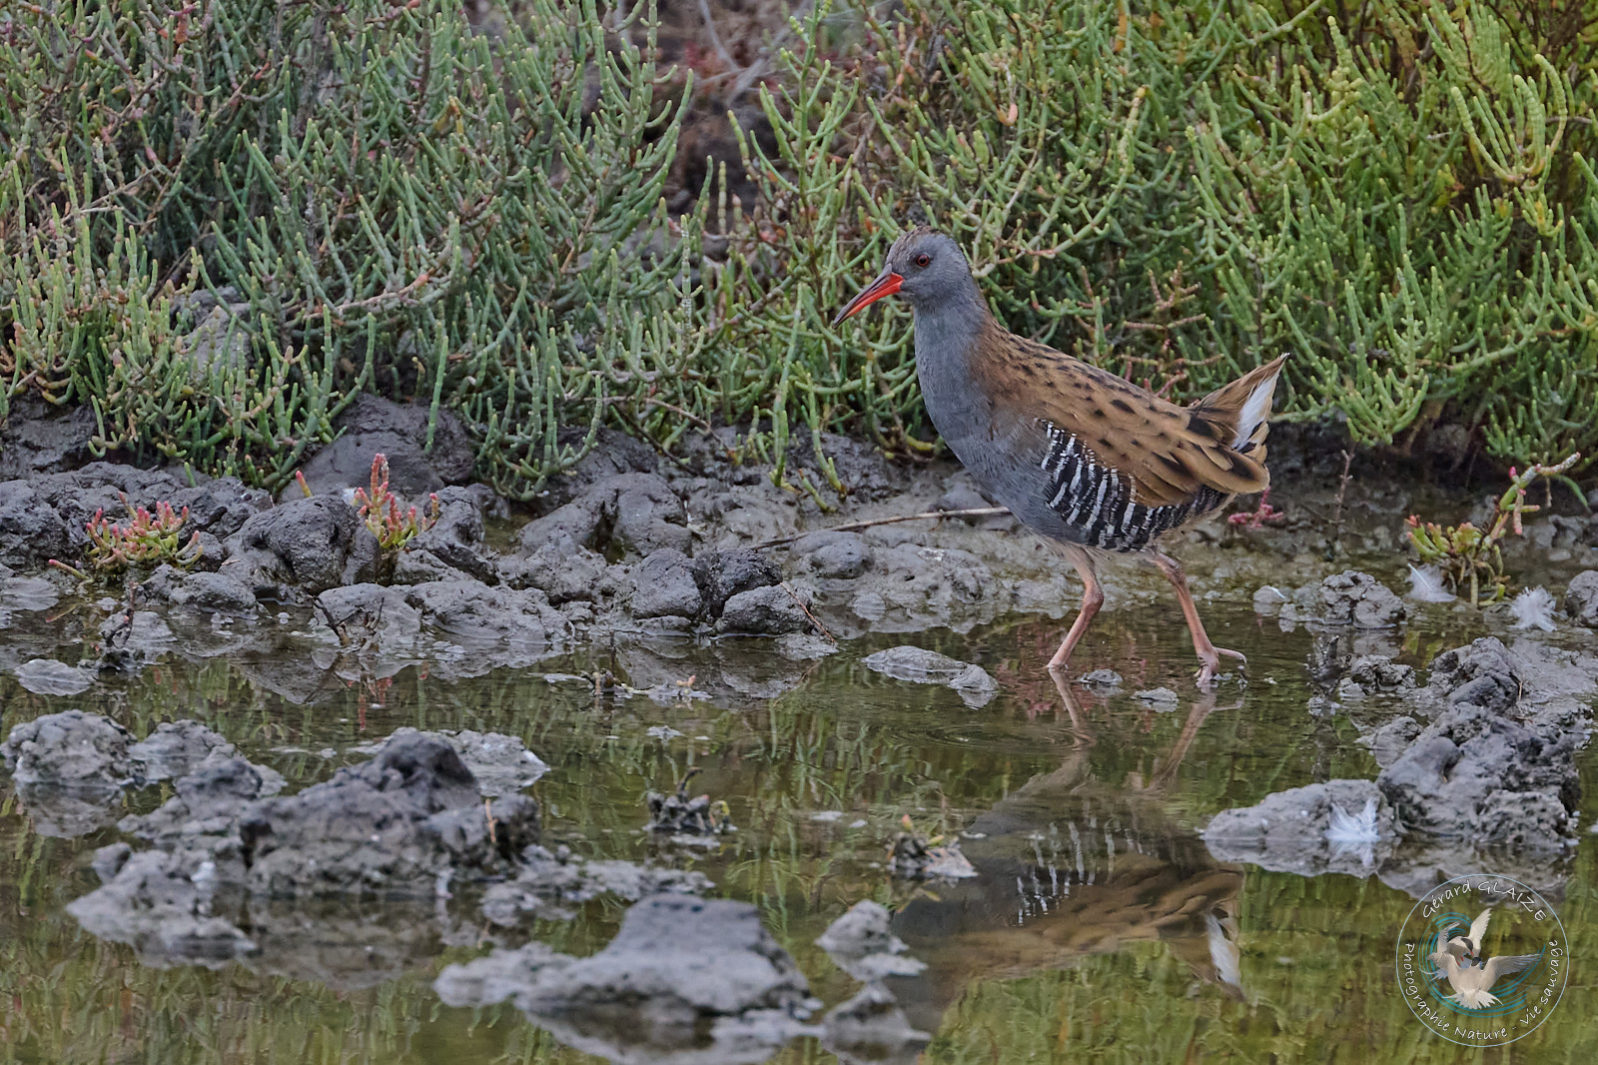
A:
[[8, 415, 1598, 715]]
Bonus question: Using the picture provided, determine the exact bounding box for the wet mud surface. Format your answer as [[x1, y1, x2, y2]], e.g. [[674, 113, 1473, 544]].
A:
[[4, 423, 1598, 1063]]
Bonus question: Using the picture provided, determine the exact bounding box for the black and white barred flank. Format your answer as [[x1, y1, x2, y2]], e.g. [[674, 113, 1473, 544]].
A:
[[1039, 425, 1223, 552]]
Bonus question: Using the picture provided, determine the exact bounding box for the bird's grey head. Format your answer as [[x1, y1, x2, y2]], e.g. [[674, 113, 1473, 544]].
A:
[[832, 227, 979, 324]]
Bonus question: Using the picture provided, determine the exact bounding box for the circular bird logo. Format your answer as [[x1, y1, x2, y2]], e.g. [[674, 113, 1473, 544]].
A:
[[1395, 873, 1568, 1046]]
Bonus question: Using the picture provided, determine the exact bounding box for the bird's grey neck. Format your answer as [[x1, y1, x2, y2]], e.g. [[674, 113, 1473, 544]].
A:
[[910, 286, 995, 461], [909, 286, 990, 369]]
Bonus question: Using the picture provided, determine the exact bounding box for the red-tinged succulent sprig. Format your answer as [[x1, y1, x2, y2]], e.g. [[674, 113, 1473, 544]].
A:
[[351, 453, 439, 552], [1406, 453, 1580, 606], [50, 492, 203, 577]]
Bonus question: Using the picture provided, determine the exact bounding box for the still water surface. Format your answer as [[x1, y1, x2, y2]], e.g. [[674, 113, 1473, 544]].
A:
[[1, 600, 1592, 1064]]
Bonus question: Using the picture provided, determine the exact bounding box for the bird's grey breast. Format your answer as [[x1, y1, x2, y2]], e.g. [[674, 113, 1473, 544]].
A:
[[913, 315, 1074, 540]]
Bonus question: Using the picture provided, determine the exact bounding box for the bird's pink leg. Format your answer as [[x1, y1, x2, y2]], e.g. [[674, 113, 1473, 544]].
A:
[[1149, 549, 1245, 686], [1047, 543, 1104, 673]]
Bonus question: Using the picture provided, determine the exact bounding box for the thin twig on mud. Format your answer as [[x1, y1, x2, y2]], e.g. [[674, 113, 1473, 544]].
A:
[[781, 581, 836, 642], [750, 507, 1010, 549]]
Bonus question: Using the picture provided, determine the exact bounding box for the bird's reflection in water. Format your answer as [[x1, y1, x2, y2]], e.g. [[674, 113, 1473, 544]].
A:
[[887, 674, 1246, 1036]]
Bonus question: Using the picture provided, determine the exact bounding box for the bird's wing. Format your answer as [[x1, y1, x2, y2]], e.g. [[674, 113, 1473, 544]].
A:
[[981, 336, 1274, 508], [1469, 909, 1493, 949], [1484, 953, 1542, 984]]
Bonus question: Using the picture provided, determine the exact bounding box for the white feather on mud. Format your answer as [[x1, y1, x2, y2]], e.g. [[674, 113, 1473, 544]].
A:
[[1406, 564, 1455, 603], [1325, 798, 1381, 844], [1509, 587, 1557, 632]]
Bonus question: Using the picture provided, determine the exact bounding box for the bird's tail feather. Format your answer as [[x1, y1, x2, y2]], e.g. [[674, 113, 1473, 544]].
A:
[[1192, 354, 1289, 454]]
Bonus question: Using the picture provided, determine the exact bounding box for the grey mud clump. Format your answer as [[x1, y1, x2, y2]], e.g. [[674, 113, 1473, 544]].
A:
[[862, 646, 998, 709], [239, 733, 540, 896], [1313, 570, 1407, 628], [1, 710, 140, 788], [222, 495, 380, 598], [1202, 779, 1399, 878], [1375, 638, 1583, 855], [349, 727, 548, 797], [435, 894, 816, 1063], [1563, 570, 1598, 627]]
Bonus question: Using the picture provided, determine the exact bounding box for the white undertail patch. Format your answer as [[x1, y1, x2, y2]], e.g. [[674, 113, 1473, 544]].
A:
[[1232, 373, 1279, 449]]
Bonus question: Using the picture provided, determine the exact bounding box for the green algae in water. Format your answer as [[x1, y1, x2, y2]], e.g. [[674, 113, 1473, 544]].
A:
[[1, 602, 1595, 1065]]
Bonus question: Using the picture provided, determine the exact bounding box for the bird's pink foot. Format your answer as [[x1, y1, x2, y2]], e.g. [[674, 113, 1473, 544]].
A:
[[1194, 646, 1247, 686]]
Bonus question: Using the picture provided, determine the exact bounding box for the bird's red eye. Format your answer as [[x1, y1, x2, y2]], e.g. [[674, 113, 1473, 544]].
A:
[[914, 253, 931, 268]]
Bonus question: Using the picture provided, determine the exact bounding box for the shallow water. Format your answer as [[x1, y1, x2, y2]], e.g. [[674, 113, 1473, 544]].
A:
[[2, 597, 1594, 1064]]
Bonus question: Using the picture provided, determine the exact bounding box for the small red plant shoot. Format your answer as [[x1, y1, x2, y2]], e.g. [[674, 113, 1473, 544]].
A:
[[50, 494, 203, 577], [353, 453, 439, 551]]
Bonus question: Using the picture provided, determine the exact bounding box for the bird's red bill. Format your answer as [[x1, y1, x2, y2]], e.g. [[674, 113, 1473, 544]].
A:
[[833, 271, 903, 325]]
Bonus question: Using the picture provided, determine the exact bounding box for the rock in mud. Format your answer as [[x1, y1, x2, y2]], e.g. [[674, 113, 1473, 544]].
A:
[[1423, 636, 1522, 713], [862, 646, 997, 709], [1562, 570, 1598, 627], [138, 566, 261, 615], [1314, 570, 1406, 628], [500, 540, 614, 604], [535, 427, 660, 509], [223, 495, 380, 596], [1358, 716, 1423, 767], [480, 846, 712, 924], [1337, 654, 1417, 700], [844, 542, 997, 635], [392, 487, 498, 584], [0, 479, 74, 570], [1376, 705, 1580, 850], [693, 548, 781, 617], [403, 578, 568, 650], [1203, 779, 1399, 877], [0, 396, 97, 479], [239, 733, 539, 896], [628, 548, 704, 620], [1374, 638, 1592, 855], [816, 901, 925, 981], [436, 894, 814, 1056], [293, 394, 475, 497], [353, 727, 548, 797], [69, 848, 260, 964], [793, 531, 873, 580], [122, 754, 286, 843], [129, 721, 237, 782], [517, 472, 690, 557], [12, 658, 94, 696], [717, 584, 811, 636], [1135, 687, 1181, 709], [1078, 668, 1123, 691], [1, 710, 139, 787]]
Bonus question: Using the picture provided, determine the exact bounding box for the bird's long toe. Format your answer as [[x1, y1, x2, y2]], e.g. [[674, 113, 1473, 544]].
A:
[[1194, 646, 1246, 686]]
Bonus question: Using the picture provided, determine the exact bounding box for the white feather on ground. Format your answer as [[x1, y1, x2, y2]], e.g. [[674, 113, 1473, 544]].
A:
[[1325, 798, 1381, 844], [1406, 564, 1456, 603], [1509, 586, 1557, 631]]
